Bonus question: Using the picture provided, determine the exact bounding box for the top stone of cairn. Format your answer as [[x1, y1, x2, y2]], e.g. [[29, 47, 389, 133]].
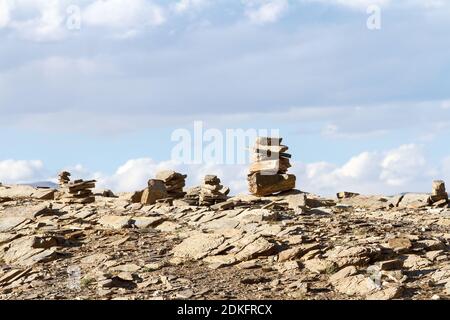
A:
[[430, 180, 448, 203]]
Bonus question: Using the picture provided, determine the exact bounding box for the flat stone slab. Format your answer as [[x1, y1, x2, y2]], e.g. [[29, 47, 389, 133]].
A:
[[172, 233, 225, 260], [98, 215, 132, 229], [0, 217, 29, 233], [131, 216, 165, 229]]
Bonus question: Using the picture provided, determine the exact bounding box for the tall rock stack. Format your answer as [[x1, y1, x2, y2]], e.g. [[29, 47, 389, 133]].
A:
[[58, 171, 71, 186], [199, 175, 230, 206], [59, 179, 96, 204], [430, 180, 448, 204], [248, 137, 296, 196], [156, 170, 187, 199]]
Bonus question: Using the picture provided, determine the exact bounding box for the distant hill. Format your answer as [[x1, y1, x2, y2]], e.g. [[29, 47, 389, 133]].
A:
[[24, 181, 59, 189]]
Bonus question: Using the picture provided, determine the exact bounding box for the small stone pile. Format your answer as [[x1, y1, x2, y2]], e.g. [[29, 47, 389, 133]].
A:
[[156, 170, 187, 199], [430, 180, 448, 204], [199, 175, 230, 206], [248, 137, 296, 196], [59, 179, 96, 204], [183, 186, 202, 206], [58, 171, 71, 186], [140, 179, 168, 205]]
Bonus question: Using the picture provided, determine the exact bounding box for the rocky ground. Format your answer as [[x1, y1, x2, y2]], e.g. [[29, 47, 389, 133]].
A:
[[1, 184, 450, 300]]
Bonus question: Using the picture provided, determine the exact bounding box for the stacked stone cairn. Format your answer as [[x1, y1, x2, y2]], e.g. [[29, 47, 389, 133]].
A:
[[183, 186, 202, 206], [247, 137, 296, 196], [429, 180, 448, 205], [199, 175, 230, 206], [59, 176, 96, 204], [58, 171, 71, 186], [156, 170, 187, 199]]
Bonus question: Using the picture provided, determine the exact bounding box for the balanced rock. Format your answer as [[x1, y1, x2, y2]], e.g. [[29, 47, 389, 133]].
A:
[[58, 171, 71, 186], [141, 179, 168, 205]]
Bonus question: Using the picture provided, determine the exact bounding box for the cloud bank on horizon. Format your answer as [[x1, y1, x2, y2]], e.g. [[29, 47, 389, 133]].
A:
[[0, 0, 449, 195]]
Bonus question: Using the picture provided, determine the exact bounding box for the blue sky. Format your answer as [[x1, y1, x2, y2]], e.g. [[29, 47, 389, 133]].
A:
[[0, 0, 449, 195]]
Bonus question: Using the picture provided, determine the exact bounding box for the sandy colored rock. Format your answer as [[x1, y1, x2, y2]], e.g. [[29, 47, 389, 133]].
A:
[[172, 233, 225, 260], [366, 286, 404, 300], [98, 215, 132, 229], [403, 255, 432, 269], [397, 193, 430, 209], [333, 275, 378, 297], [234, 236, 275, 261], [337, 192, 360, 199], [0, 217, 29, 232], [388, 237, 412, 252], [304, 259, 337, 274], [141, 180, 168, 205], [131, 216, 165, 229], [2, 236, 58, 267], [248, 173, 296, 197], [324, 245, 375, 268], [329, 266, 358, 283]]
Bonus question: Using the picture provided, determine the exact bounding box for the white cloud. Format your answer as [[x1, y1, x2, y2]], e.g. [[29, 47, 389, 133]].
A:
[[304, 0, 450, 10], [4, 0, 67, 41], [94, 158, 248, 193], [173, 0, 209, 14], [334, 0, 390, 9], [291, 144, 435, 195], [83, 0, 165, 29], [0, 0, 166, 40], [95, 158, 175, 192], [336, 151, 379, 180], [0, 0, 11, 28], [33, 56, 103, 76], [244, 0, 288, 24], [442, 100, 450, 110], [0, 159, 45, 183], [442, 157, 450, 183], [380, 144, 426, 187], [303, 0, 390, 10]]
